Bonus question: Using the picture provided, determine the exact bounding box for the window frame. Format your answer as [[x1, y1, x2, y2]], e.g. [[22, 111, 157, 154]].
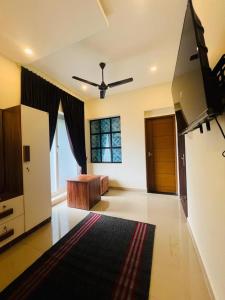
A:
[[90, 117, 122, 163]]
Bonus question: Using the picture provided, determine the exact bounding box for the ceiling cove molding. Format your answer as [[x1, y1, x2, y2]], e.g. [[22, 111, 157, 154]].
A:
[[97, 0, 109, 26]]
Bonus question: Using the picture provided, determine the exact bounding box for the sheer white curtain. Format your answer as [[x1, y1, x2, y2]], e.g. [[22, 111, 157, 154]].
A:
[[50, 114, 79, 196]]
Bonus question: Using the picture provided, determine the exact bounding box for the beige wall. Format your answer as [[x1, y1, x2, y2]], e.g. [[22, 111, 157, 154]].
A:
[[1, 1, 224, 297], [186, 1, 225, 299], [85, 83, 174, 189], [186, 117, 225, 299], [0, 54, 85, 110], [86, 1, 225, 298], [0, 55, 20, 108]]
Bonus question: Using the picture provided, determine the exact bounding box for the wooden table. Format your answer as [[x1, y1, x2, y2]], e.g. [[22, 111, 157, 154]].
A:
[[67, 175, 101, 210]]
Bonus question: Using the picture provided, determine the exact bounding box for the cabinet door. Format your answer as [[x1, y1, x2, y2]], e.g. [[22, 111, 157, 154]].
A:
[[21, 105, 51, 231]]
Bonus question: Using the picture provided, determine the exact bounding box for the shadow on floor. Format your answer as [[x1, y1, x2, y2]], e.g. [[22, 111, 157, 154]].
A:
[[92, 200, 110, 211]]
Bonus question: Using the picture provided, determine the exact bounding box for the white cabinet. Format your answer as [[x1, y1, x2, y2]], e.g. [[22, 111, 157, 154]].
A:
[[0, 196, 24, 247], [0, 196, 24, 226], [0, 215, 24, 248], [0, 105, 51, 249], [21, 105, 51, 231]]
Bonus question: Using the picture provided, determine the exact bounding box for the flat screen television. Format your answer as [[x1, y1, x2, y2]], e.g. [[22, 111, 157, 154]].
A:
[[172, 0, 222, 133]]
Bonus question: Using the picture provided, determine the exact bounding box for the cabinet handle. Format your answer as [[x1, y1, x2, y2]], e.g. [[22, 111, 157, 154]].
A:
[[0, 208, 14, 220], [0, 228, 14, 242]]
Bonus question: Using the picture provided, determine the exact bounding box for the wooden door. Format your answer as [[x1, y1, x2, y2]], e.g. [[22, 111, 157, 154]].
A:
[[145, 115, 177, 194], [21, 105, 51, 231], [176, 111, 188, 217]]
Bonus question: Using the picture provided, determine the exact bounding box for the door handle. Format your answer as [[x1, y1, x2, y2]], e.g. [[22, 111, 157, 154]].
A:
[[0, 227, 14, 242], [0, 208, 14, 220], [147, 152, 152, 158]]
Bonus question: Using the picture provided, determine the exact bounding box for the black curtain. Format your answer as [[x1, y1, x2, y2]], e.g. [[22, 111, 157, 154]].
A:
[[21, 67, 60, 148], [61, 91, 87, 174]]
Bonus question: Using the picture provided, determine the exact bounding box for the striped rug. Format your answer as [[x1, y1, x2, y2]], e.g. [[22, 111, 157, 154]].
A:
[[1, 213, 155, 300]]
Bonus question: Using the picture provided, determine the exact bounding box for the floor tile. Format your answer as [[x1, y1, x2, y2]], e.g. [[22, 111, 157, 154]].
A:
[[0, 190, 211, 299]]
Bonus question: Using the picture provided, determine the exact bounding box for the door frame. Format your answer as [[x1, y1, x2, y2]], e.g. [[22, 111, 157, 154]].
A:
[[145, 114, 177, 195]]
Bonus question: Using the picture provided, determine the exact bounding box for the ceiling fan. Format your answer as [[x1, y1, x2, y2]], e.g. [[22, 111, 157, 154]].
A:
[[72, 62, 133, 99]]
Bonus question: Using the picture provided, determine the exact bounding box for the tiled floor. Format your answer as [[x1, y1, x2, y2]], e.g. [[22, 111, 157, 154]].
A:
[[0, 190, 211, 299]]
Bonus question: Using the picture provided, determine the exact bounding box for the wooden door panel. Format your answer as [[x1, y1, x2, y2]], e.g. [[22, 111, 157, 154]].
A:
[[154, 174, 176, 186], [152, 121, 174, 136], [153, 162, 176, 175], [155, 184, 176, 193], [145, 115, 177, 194], [154, 150, 176, 162], [152, 136, 175, 149]]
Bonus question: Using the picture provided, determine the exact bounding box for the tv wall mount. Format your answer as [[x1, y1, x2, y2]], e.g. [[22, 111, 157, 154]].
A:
[[212, 54, 225, 157], [212, 54, 225, 109]]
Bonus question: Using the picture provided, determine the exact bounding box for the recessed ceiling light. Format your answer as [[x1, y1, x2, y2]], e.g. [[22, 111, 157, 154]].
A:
[[150, 66, 157, 72], [24, 48, 33, 56], [81, 84, 88, 91]]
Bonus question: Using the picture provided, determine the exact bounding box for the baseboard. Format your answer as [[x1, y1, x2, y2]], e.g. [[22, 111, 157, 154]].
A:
[[51, 192, 67, 206], [109, 186, 147, 192], [186, 220, 215, 300]]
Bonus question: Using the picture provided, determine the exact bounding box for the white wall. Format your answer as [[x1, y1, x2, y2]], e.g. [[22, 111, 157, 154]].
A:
[[85, 83, 174, 189], [186, 1, 225, 299]]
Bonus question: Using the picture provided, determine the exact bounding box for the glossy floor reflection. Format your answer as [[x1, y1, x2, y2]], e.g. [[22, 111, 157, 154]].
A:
[[0, 190, 211, 299]]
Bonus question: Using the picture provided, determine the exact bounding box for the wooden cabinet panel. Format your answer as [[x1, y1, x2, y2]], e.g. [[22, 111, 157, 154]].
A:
[[2, 106, 23, 197], [67, 175, 101, 210], [100, 176, 109, 195]]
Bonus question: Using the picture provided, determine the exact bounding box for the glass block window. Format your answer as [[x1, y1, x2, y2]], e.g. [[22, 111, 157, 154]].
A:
[[90, 117, 122, 163]]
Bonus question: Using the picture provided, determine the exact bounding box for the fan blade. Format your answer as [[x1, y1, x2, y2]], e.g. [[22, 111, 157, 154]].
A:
[[108, 77, 133, 88], [100, 89, 106, 99], [72, 76, 99, 87]]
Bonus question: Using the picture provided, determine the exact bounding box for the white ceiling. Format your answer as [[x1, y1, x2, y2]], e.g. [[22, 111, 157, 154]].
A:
[[0, 0, 108, 63], [0, 0, 190, 99]]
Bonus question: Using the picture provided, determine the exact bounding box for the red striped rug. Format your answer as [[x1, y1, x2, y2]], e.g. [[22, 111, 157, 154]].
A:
[[1, 213, 155, 300]]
